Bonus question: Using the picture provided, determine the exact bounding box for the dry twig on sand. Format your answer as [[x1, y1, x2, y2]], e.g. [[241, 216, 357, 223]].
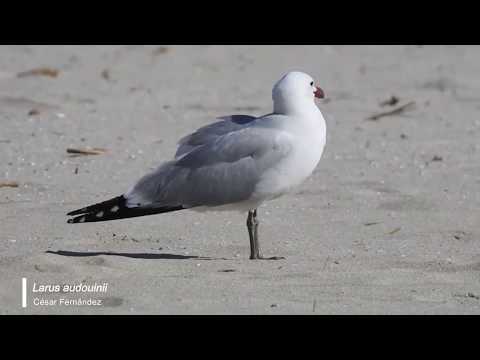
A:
[[17, 67, 59, 78], [366, 101, 415, 121], [66, 148, 108, 156], [0, 181, 19, 188], [364, 222, 381, 226], [387, 227, 401, 235]]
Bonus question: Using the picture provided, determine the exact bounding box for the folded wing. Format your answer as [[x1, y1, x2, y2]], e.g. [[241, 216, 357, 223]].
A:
[[126, 119, 292, 209], [175, 115, 257, 159]]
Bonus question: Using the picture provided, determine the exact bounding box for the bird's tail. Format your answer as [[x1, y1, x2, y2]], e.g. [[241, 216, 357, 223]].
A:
[[67, 195, 185, 224]]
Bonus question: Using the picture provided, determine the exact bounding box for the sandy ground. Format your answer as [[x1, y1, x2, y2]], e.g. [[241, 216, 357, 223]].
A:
[[0, 45, 479, 314]]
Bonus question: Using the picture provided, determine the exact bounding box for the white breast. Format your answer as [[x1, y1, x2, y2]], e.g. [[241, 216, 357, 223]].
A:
[[253, 112, 326, 201]]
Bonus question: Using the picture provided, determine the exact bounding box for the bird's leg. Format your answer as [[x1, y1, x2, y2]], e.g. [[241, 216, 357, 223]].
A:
[[246, 209, 285, 260], [247, 210, 260, 259]]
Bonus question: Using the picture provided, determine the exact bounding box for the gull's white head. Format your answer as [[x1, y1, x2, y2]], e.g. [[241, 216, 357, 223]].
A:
[[272, 71, 325, 115]]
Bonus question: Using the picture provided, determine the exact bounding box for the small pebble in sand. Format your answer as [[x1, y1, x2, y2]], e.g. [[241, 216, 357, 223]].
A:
[[101, 69, 110, 81], [379, 95, 399, 107], [467, 292, 479, 300], [152, 46, 170, 56]]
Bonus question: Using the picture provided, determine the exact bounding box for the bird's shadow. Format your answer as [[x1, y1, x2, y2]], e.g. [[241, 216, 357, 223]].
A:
[[45, 250, 229, 260]]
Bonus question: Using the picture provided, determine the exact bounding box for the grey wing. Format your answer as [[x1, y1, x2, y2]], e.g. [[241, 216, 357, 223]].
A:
[[125, 126, 293, 209], [175, 115, 257, 159]]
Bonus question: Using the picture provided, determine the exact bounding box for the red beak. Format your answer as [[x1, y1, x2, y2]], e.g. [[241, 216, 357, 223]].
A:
[[314, 86, 325, 99]]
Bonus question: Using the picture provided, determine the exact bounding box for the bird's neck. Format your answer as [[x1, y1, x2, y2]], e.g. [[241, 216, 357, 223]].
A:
[[273, 97, 320, 118]]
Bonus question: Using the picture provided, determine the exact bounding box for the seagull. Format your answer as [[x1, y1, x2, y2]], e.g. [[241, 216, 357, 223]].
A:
[[67, 71, 327, 260]]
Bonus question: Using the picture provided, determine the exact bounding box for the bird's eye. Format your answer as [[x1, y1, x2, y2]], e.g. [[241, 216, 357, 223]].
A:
[[310, 81, 314, 86]]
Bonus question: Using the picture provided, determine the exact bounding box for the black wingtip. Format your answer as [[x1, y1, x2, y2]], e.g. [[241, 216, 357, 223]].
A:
[[67, 195, 186, 224], [67, 196, 125, 217], [67, 207, 87, 216], [67, 212, 88, 223]]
